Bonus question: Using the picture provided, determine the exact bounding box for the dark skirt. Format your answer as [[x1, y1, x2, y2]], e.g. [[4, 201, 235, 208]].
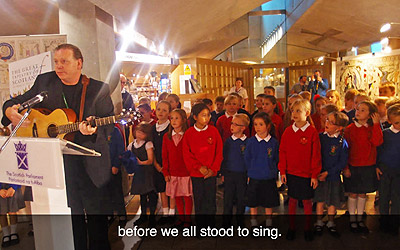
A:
[[314, 180, 343, 207], [131, 164, 155, 195], [246, 178, 280, 208], [154, 170, 166, 193], [23, 186, 33, 201], [343, 165, 378, 194], [287, 174, 314, 200]]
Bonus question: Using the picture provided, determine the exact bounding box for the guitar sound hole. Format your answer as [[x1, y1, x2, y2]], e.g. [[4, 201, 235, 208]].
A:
[[47, 124, 58, 138]]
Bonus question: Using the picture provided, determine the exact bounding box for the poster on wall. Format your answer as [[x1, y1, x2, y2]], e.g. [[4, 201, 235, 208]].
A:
[[0, 35, 66, 121], [8, 51, 52, 97]]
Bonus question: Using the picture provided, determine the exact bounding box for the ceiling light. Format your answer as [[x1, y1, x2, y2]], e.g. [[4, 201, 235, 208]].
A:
[[383, 46, 392, 53], [159, 45, 165, 54], [380, 37, 389, 45], [317, 56, 324, 62], [380, 23, 391, 33]]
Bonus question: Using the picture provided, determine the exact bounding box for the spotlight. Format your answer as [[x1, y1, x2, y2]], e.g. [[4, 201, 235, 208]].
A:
[[380, 23, 391, 33], [380, 22, 400, 33], [381, 37, 389, 45]]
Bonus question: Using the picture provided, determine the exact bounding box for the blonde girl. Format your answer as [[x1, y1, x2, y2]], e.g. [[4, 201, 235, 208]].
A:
[[162, 109, 193, 227], [326, 89, 342, 110]]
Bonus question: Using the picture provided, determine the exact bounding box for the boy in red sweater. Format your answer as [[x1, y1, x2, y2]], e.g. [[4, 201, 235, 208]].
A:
[[216, 95, 250, 143], [182, 103, 223, 229], [279, 99, 322, 241]]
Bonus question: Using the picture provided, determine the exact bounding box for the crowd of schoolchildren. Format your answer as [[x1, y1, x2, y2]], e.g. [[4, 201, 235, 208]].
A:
[[3, 79, 398, 246], [108, 79, 400, 242], [107, 78, 400, 240]]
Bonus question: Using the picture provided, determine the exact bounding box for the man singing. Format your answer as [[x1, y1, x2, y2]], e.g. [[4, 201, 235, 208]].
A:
[[2, 43, 114, 250]]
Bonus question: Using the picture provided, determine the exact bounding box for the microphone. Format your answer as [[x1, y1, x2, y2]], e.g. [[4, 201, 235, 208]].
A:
[[18, 91, 48, 112]]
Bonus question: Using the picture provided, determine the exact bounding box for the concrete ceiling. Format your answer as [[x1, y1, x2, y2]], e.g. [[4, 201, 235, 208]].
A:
[[284, 0, 400, 62], [0, 0, 59, 36], [89, 0, 269, 58], [2, 0, 400, 64]]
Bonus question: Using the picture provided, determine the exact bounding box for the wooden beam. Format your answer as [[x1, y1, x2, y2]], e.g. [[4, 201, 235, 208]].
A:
[[249, 10, 286, 16], [250, 63, 290, 69]]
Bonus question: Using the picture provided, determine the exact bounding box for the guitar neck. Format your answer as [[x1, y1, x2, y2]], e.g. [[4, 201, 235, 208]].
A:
[[57, 115, 118, 135]]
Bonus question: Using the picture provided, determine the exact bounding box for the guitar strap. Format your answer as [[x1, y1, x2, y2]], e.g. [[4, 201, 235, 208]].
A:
[[79, 75, 90, 122]]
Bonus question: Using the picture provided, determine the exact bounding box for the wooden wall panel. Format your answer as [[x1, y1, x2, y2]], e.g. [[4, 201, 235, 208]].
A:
[[196, 58, 253, 109]]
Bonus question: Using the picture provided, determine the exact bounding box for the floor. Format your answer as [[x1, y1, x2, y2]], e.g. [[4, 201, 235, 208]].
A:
[[4, 183, 399, 250]]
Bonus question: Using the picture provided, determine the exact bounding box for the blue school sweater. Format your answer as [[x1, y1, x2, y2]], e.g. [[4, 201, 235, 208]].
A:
[[378, 128, 400, 171], [319, 133, 349, 181], [108, 127, 125, 169], [244, 135, 279, 180], [0, 183, 20, 190], [221, 135, 248, 174]]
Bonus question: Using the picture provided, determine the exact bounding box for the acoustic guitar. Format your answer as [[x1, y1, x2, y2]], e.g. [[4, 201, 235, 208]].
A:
[[16, 108, 140, 139]]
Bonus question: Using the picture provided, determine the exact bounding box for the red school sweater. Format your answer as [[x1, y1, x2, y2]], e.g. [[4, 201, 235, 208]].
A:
[[216, 114, 250, 143], [311, 113, 323, 133], [344, 122, 383, 167], [278, 124, 322, 179], [251, 113, 283, 142], [162, 133, 190, 177], [182, 125, 223, 177]]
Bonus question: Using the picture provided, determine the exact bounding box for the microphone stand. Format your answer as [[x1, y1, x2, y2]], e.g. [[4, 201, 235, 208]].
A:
[[0, 107, 32, 154]]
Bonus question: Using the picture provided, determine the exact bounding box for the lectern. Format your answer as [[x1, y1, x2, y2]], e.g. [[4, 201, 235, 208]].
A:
[[0, 136, 100, 250]]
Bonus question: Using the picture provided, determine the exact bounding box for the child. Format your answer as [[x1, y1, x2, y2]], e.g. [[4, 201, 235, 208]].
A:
[[162, 109, 193, 227], [299, 91, 312, 102], [228, 93, 253, 122], [386, 97, 400, 109], [182, 103, 223, 228], [152, 101, 173, 224], [342, 89, 359, 124], [0, 183, 25, 247], [245, 112, 280, 228], [326, 89, 342, 110], [261, 95, 284, 141], [264, 86, 284, 118], [374, 96, 390, 130], [379, 83, 396, 97], [311, 96, 328, 133], [319, 104, 339, 133], [211, 96, 225, 125], [283, 94, 303, 130], [107, 125, 127, 226], [354, 94, 370, 107], [202, 98, 213, 113], [279, 99, 322, 241], [216, 95, 249, 143], [343, 101, 383, 234], [314, 111, 349, 238], [252, 93, 267, 118], [130, 103, 157, 142], [158, 92, 169, 102], [128, 122, 158, 227], [221, 114, 249, 227], [376, 104, 400, 234], [167, 94, 181, 110]]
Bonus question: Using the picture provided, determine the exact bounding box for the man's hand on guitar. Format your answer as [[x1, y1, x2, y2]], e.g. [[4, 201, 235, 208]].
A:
[[79, 116, 97, 135], [5, 105, 31, 127]]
